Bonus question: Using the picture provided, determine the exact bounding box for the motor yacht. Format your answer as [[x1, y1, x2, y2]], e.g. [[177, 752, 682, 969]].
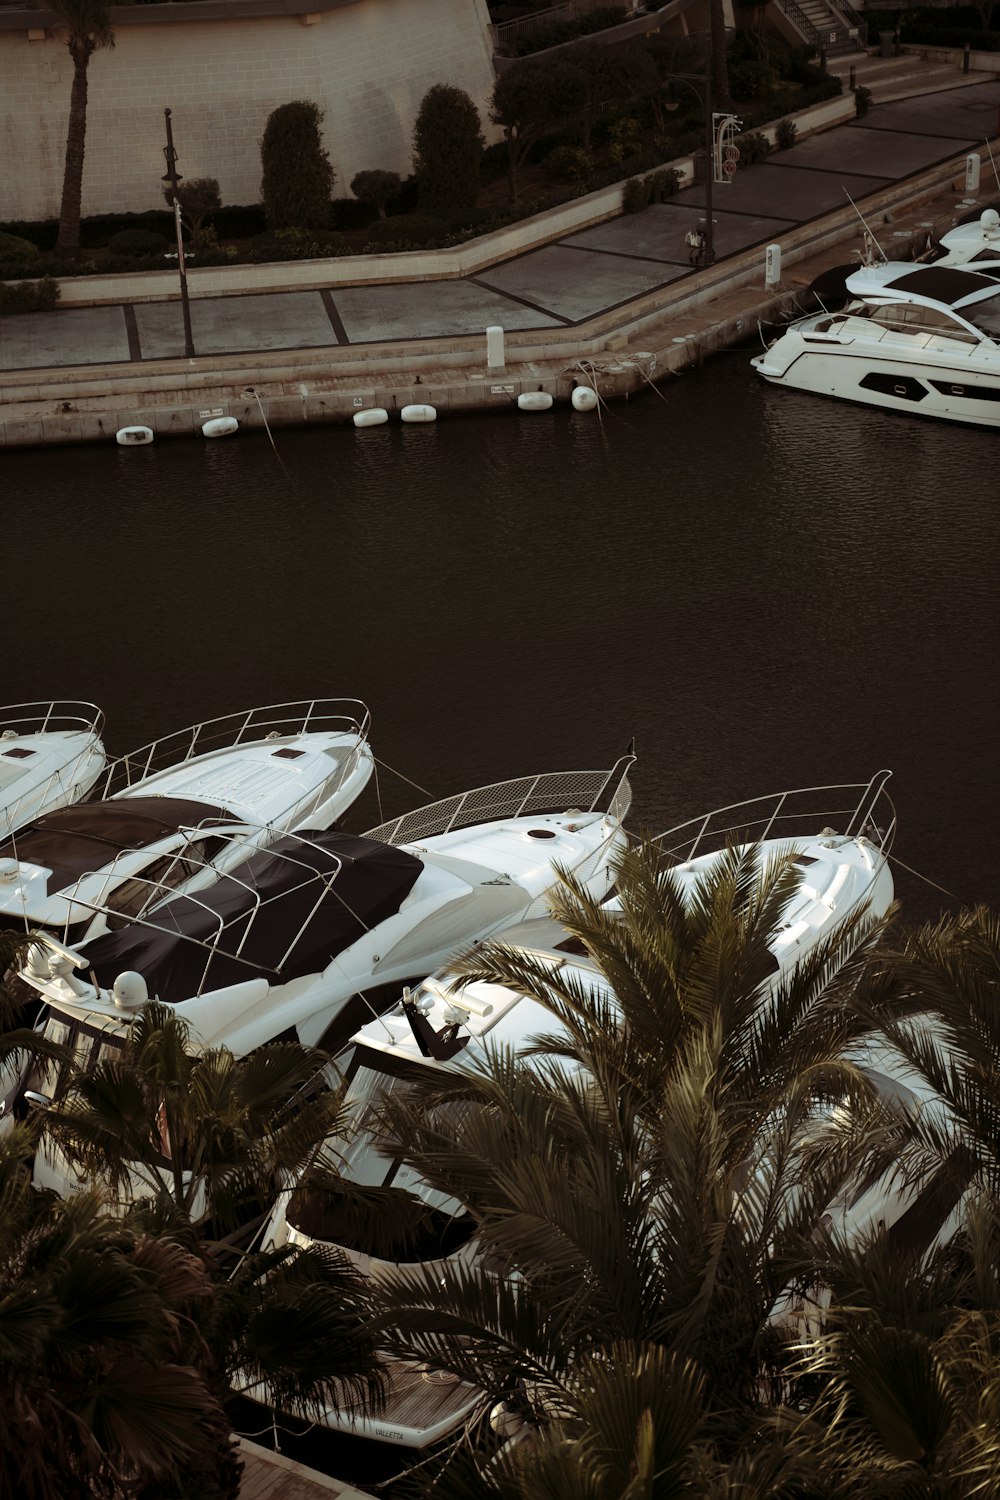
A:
[[752, 263, 1000, 427], [0, 699, 373, 944], [254, 772, 896, 1451], [0, 701, 106, 841], [920, 206, 1000, 273]]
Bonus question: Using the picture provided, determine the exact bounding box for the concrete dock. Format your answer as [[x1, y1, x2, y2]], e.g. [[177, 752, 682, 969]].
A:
[[2, 72, 999, 448]]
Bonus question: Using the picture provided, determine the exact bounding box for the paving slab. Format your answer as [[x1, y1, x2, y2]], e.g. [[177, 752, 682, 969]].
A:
[[474, 243, 683, 322], [0, 306, 129, 370], [561, 202, 796, 263], [134, 291, 338, 359], [332, 279, 564, 341], [774, 124, 969, 178], [858, 81, 1000, 138], [673, 161, 892, 220]]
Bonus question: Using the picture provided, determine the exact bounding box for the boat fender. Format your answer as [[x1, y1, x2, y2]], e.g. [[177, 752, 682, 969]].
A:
[[571, 386, 598, 412], [116, 426, 154, 445], [517, 391, 554, 412], [353, 408, 389, 427], [202, 416, 239, 439], [400, 404, 437, 423]]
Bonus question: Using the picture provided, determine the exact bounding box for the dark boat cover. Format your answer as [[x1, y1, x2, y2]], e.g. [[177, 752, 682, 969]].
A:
[[80, 830, 424, 1003], [884, 266, 999, 305], [1, 797, 233, 890]]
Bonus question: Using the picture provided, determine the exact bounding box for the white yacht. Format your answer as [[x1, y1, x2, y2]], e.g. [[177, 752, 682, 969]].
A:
[[921, 206, 1000, 273], [11, 756, 633, 1103], [0, 701, 106, 841], [0, 699, 373, 944], [255, 772, 896, 1451], [752, 264, 1000, 427]]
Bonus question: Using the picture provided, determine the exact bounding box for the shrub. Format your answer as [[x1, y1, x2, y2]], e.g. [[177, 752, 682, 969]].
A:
[[209, 203, 267, 238], [508, 5, 626, 55], [623, 176, 651, 213], [79, 211, 174, 248], [163, 177, 222, 246], [735, 129, 772, 165], [366, 214, 449, 247], [0, 219, 57, 252], [0, 275, 60, 312], [350, 169, 401, 219], [0, 231, 38, 262], [854, 84, 873, 117], [647, 166, 681, 201], [260, 100, 335, 231], [544, 144, 596, 183], [775, 118, 798, 149], [108, 228, 170, 255], [413, 85, 484, 223], [250, 227, 346, 261]]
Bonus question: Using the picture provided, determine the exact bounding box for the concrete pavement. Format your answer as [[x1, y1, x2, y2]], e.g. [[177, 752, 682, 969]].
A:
[[2, 80, 998, 377]]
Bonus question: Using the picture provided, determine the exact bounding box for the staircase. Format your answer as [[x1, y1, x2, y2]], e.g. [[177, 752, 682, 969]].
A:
[[772, 0, 866, 58]]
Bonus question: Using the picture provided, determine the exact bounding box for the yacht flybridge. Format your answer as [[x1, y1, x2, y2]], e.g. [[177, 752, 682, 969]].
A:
[[0, 700, 373, 942], [922, 207, 1000, 274], [255, 773, 896, 1452], [751, 264, 1000, 426], [13, 757, 633, 1083], [0, 702, 106, 841]]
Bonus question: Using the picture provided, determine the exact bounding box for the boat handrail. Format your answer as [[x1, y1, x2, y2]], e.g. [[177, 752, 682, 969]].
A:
[[55, 830, 352, 996], [96, 699, 371, 799], [0, 700, 105, 739], [651, 772, 896, 864], [364, 755, 635, 847]]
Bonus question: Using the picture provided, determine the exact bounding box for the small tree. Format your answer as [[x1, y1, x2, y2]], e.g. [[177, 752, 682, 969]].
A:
[[260, 101, 335, 231], [574, 41, 658, 149], [412, 84, 484, 223], [491, 58, 589, 203], [350, 168, 401, 219], [163, 176, 221, 248]]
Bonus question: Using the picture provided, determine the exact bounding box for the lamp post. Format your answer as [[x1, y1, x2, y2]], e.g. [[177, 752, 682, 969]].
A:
[[665, 35, 717, 268], [162, 107, 195, 358]]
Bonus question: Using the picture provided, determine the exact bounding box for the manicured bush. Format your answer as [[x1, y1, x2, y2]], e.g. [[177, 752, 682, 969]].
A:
[[854, 84, 873, 117], [623, 175, 652, 213], [735, 129, 772, 165], [250, 227, 346, 261], [0, 231, 38, 262], [163, 177, 221, 246], [647, 166, 681, 201], [0, 275, 60, 312], [79, 211, 175, 248], [209, 203, 268, 238], [412, 85, 484, 223], [366, 214, 449, 247], [260, 100, 335, 231], [108, 228, 170, 255], [776, 118, 798, 149], [0, 219, 57, 252], [350, 169, 401, 219]]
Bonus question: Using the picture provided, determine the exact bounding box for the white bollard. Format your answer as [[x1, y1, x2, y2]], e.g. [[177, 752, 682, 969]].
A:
[[765, 243, 782, 288], [966, 152, 981, 195], [486, 325, 506, 370]]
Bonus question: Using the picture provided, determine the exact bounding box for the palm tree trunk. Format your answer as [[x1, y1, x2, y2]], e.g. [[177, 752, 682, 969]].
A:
[[56, 41, 93, 258]]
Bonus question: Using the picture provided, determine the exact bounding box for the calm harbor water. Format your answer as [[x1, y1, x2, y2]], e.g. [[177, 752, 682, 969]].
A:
[[5, 352, 997, 923]]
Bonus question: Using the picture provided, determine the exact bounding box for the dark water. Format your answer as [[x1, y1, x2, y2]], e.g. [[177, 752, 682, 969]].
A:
[[5, 351, 998, 924]]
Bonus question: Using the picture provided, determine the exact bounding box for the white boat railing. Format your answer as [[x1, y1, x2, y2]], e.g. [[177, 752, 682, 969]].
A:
[[652, 771, 896, 865], [96, 699, 371, 800], [364, 752, 635, 847], [1, 700, 105, 740]]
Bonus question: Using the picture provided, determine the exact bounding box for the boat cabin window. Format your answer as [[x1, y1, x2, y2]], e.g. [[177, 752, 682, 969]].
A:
[[968, 292, 1000, 339], [864, 304, 978, 342], [2, 1012, 125, 1117]]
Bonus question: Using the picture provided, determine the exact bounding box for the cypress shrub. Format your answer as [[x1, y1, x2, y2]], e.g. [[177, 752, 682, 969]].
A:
[[412, 84, 484, 223], [260, 101, 335, 231]]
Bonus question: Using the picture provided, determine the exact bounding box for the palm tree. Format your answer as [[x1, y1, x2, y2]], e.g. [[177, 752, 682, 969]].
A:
[[50, 0, 114, 257], [0, 1123, 220, 1500], [358, 839, 893, 1466]]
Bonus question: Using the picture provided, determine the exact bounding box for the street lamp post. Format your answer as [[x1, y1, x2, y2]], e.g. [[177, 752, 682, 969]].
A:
[[666, 36, 717, 268], [162, 107, 195, 359]]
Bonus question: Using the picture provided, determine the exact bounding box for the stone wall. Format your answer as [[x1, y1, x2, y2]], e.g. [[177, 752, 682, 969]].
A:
[[0, 0, 499, 221]]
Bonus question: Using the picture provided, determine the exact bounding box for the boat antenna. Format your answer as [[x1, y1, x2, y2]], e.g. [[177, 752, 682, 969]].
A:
[[843, 189, 887, 263]]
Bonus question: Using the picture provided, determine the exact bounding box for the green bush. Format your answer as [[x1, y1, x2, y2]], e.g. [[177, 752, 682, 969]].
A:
[[0, 275, 60, 312], [108, 228, 170, 255], [209, 203, 267, 238], [735, 129, 772, 165], [647, 166, 681, 201], [260, 100, 335, 231], [0, 219, 57, 252], [509, 6, 627, 56], [350, 169, 401, 219], [79, 211, 175, 248], [413, 85, 483, 223], [250, 227, 347, 261], [854, 84, 873, 117], [366, 214, 449, 247], [776, 118, 798, 149], [623, 176, 651, 213], [0, 231, 38, 262], [544, 144, 597, 183]]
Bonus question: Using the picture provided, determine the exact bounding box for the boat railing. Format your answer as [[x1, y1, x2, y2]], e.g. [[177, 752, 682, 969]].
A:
[[364, 753, 635, 847], [652, 771, 896, 864], [54, 832, 351, 997], [96, 699, 371, 800], [1, 700, 105, 741]]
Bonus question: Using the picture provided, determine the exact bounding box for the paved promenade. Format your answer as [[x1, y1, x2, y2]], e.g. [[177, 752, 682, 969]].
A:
[[2, 80, 999, 376]]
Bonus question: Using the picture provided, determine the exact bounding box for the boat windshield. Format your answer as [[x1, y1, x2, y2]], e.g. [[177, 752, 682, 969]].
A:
[[966, 291, 1000, 339], [286, 1049, 476, 1262]]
